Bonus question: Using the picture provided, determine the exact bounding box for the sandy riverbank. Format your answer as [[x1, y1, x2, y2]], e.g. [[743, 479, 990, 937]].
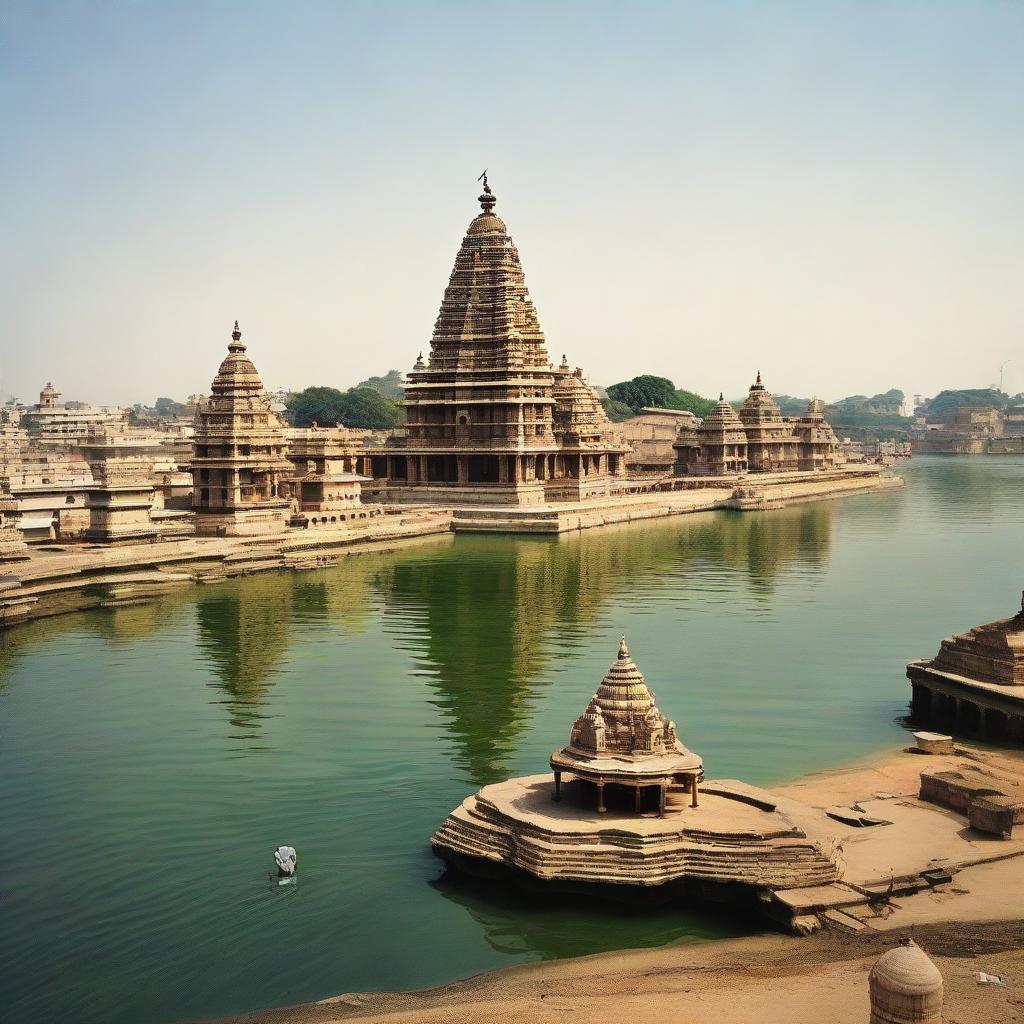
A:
[[209, 742, 1024, 1024]]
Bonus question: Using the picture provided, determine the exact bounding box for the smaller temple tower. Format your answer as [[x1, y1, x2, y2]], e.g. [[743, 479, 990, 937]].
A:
[[693, 394, 748, 476], [869, 939, 943, 1024], [551, 636, 703, 815], [192, 322, 292, 536], [795, 398, 841, 471], [739, 372, 798, 472]]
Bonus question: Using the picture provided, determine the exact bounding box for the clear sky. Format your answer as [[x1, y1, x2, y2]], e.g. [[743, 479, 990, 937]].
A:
[[2, 1, 1022, 407]]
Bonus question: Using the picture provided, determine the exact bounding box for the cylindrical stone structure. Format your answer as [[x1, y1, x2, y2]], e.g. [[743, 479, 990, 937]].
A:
[[869, 938, 943, 1024]]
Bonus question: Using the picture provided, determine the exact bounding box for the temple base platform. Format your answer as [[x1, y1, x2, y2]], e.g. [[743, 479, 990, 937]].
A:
[[443, 467, 900, 534], [431, 765, 1024, 933]]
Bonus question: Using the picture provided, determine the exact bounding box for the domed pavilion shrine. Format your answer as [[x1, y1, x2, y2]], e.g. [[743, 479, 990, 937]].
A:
[[551, 636, 703, 815]]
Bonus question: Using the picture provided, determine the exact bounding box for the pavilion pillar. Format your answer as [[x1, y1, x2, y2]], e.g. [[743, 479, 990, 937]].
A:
[[498, 456, 508, 484], [406, 456, 417, 483], [456, 456, 468, 484], [634, 787, 642, 813], [596, 781, 606, 814], [691, 775, 699, 808], [658, 785, 666, 817], [553, 771, 562, 802], [420, 455, 429, 483]]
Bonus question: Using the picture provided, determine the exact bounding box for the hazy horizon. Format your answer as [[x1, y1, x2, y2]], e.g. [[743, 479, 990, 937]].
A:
[[2, 1, 1022, 407]]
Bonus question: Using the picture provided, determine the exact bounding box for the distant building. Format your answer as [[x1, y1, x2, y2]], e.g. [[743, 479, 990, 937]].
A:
[[911, 402, 1024, 455], [618, 408, 699, 474], [21, 383, 128, 445]]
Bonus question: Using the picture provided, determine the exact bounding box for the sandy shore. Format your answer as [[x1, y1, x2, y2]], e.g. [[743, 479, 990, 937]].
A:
[[209, 743, 1024, 1024]]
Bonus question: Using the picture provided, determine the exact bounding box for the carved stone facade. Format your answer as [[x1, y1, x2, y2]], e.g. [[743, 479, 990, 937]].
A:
[[79, 434, 159, 543], [739, 372, 799, 472], [674, 376, 841, 477], [191, 323, 292, 536], [674, 394, 749, 476], [0, 492, 30, 561], [376, 183, 627, 505], [283, 426, 380, 529]]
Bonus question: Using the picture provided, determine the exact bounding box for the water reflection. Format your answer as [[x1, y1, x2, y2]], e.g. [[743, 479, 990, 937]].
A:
[[375, 504, 834, 783], [431, 872, 750, 958], [195, 578, 295, 737]]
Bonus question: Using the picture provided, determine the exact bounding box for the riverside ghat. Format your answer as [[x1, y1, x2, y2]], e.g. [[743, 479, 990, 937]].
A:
[[431, 636, 1024, 934]]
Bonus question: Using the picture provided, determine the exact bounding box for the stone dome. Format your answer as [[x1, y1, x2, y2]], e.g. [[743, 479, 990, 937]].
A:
[[211, 322, 264, 396], [466, 211, 507, 235], [739, 371, 784, 424], [700, 395, 747, 441], [869, 940, 943, 1024]]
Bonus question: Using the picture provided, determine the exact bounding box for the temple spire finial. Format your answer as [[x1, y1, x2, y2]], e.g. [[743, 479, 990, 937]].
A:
[[756, 370, 762, 385], [618, 634, 629, 660], [477, 169, 496, 212], [719, 391, 724, 402], [229, 320, 245, 352]]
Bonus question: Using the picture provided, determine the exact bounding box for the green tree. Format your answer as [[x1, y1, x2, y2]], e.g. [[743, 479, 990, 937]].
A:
[[601, 399, 635, 422], [286, 386, 401, 429], [607, 375, 677, 411], [606, 375, 715, 417], [355, 369, 405, 401]]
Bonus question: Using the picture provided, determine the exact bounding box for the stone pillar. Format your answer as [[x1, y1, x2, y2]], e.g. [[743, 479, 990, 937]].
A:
[[553, 771, 561, 802], [634, 787, 642, 813], [456, 456, 468, 484], [596, 781, 606, 814], [420, 455, 429, 483], [659, 785, 666, 817], [691, 775, 699, 808], [406, 456, 418, 483]]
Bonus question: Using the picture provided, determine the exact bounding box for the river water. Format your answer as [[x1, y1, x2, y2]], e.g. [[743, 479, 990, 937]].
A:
[[2, 456, 1023, 1023]]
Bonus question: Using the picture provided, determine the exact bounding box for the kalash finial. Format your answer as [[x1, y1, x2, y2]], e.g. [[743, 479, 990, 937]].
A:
[[756, 370, 762, 385], [477, 168, 496, 212], [618, 634, 630, 660], [229, 320, 245, 352], [719, 391, 724, 401]]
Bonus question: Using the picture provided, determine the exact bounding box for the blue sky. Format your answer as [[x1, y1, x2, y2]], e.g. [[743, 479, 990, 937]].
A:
[[1, 1, 1022, 405]]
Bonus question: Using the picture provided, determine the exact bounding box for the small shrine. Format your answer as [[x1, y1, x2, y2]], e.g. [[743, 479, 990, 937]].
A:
[[550, 636, 703, 815]]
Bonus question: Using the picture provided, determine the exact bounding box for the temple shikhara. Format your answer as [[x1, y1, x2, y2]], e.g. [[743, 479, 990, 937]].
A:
[[551, 636, 703, 815], [191, 322, 292, 536], [374, 179, 627, 504]]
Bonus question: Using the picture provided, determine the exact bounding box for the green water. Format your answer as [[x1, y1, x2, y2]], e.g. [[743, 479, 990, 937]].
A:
[[2, 457, 1023, 1023]]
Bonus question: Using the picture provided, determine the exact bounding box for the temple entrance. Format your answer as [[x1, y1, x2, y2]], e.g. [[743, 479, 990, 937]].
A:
[[468, 455, 500, 483]]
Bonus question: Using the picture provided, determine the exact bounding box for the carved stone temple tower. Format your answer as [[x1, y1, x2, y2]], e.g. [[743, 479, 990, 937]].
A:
[[377, 180, 627, 505], [191, 322, 292, 536], [739, 372, 799, 472]]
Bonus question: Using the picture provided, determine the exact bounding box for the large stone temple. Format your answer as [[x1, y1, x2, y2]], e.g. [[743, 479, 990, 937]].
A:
[[373, 179, 628, 505], [191, 322, 293, 536]]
